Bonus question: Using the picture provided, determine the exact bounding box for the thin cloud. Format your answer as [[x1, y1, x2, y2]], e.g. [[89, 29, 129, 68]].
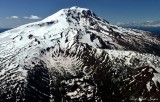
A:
[[118, 20, 160, 27], [6, 16, 19, 19], [24, 15, 41, 20]]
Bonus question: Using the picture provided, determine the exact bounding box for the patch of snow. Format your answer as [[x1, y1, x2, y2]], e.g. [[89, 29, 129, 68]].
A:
[[152, 73, 160, 87], [67, 91, 78, 98], [146, 81, 152, 92]]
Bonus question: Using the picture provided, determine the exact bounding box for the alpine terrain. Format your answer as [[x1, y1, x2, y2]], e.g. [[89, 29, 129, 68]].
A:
[[0, 6, 160, 102]]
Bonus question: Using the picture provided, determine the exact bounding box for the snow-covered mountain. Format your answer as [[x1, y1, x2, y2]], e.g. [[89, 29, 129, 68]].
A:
[[0, 6, 160, 102]]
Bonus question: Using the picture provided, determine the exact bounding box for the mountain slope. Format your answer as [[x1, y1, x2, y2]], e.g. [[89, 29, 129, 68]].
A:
[[0, 6, 160, 102]]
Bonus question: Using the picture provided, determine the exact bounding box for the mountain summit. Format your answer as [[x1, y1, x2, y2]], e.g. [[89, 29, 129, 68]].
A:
[[0, 7, 160, 102]]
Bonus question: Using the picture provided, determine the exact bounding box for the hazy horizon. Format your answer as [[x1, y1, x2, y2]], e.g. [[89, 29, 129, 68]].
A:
[[0, 0, 160, 28]]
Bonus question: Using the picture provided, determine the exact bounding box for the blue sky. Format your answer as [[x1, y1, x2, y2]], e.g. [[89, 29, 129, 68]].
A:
[[0, 0, 160, 28]]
